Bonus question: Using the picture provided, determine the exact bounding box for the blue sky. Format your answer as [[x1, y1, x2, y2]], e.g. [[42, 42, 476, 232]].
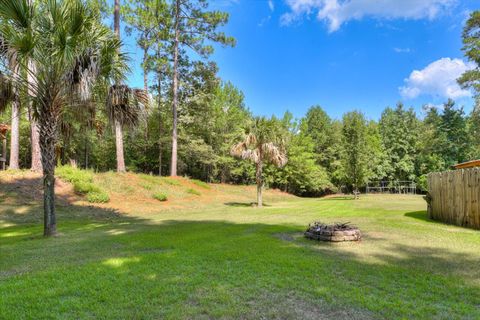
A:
[[123, 0, 479, 120]]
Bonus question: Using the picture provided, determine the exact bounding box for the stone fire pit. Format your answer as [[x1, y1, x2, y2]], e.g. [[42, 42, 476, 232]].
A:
[[304, 222, 361, 242]]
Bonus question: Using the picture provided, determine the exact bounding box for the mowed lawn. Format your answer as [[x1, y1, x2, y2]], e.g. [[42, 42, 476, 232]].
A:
[[1, 175, 480, 319]]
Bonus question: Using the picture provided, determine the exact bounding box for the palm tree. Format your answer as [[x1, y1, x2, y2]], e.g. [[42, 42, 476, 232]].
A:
[[0, 0, 125, 236], [106, 84, 148, 173], [111, 0, 149, 172], [231, 117, 287, 207]]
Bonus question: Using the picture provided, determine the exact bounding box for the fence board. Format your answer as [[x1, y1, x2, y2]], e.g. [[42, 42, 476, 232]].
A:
[[428, 168, 480, 229]]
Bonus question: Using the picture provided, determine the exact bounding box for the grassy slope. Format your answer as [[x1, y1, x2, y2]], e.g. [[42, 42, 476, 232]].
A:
[[1, 171, 479, 319]]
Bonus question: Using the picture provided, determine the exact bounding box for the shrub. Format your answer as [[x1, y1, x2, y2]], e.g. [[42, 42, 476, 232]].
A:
[[161, 177, 181, 186], [56, 165, 94, 184], [74, 181, 100, 195], [87, 191, 110, 203], [57, 165, 109, 203], [191, 179, 211, 189], [152, 192, 168, 201], [187, 188, 201, 196], [140, 183, 153, 190], [139, 174, 159, 184]]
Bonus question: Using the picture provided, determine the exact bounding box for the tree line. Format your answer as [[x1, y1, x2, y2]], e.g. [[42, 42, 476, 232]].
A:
[[0, 1, 479, 236]]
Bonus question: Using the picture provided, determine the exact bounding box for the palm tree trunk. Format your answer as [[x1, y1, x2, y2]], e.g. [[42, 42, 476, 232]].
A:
[[30, 119, 43, 172], [9, 96, 20, 170], [170, 0, 180, 177], [113, 0, 126, 173], [39, 114, 58, 236], [256, 161, 263, 207], [114, 118, 126, 172], [26, 58, 42, 172]]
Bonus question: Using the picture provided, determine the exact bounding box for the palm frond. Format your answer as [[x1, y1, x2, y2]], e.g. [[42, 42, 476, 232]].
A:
[[230, 141, 260, 163], [262, 142, 288, 167], [241, 149, 259, 163], [106, 84, 147, 127], [230, 141, 246, 158], [245, 133, 256, 147]]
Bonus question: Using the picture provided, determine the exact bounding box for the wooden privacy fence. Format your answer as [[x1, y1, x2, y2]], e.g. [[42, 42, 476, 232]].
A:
[[427, 168, 480, 229]]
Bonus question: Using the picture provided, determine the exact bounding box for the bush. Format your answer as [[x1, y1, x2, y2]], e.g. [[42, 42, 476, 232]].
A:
[[140, 183, 153, 190], [87, 191, 110, 203], [56, 165, 94, 184], [186, 188, 201, 196], [191, 179, 211, 189], [152, 192, 168, 201], [74, 181, 100, 195], [57, 165, 109, 203], [161, 177, 181, 186]]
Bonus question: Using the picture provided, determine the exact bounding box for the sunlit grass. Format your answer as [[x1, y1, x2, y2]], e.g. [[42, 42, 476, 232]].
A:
[[0, 172, 479, 319]]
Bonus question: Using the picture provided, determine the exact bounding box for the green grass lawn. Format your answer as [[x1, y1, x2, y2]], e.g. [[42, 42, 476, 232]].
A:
[[1, 175, 480, 319]]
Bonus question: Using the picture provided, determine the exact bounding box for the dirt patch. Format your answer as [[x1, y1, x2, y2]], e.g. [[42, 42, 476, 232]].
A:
[[0, 172, 79, 206]]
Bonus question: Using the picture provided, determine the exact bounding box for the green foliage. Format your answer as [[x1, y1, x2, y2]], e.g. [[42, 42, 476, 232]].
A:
[[379, 103, 419, 181], [1, 3, 478, 199], [161, 178, 181, 186], [56, 166, 95, 185], [340, 111, 369, 191], [268, 113, 335, 196], [56, 166, 109, 203], [140, 183, 153, 190], [301, 105, 339, 170], [458, 11, 480, 99], [186, 188, 201, 196], [152, 192, 168, 201], [191, 179, 210, 189], [74, 181, 101, 195], [86, 191, 110, 203]]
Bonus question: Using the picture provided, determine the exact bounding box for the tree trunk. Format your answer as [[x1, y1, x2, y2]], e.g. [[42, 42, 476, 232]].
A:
[[157, 68, 163, 176], [112, 0, 126, 173], [84, 135, 89, 169], [142, 46, 149, 173], [39, 115, 58, 237], [143, 45, 149, 92], [170, 0, 180, 177], [30, 120, 43, 172], [114, 118, 126, 172], [114, 0, 120, 37], [256, 161, 263, 207], [27, 59, 42, 172], [9, 95, 20, 170]]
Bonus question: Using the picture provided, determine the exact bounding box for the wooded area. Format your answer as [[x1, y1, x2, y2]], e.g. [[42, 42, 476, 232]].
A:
[[0, 2, 479, 236], [428, 168, 480, 229]]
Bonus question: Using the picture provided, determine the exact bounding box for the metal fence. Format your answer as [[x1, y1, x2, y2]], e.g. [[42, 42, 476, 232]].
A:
[[366, 181, 416, 195]]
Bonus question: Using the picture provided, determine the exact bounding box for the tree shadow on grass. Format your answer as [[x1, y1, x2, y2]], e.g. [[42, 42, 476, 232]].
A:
[[2, 214, 480, 319], [1, 177, 480, 319], [224, 201, 271, 207], [404, 210, 432, 222], [320, 196, 355, 201]]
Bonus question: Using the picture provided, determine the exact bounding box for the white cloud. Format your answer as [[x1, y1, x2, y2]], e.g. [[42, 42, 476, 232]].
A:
[[258, 15, 272, 27], [281, 0, 455, 31], [394, 47, 411, 53], [268, 0, 275, 11], [399, 58, 474, 100]]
